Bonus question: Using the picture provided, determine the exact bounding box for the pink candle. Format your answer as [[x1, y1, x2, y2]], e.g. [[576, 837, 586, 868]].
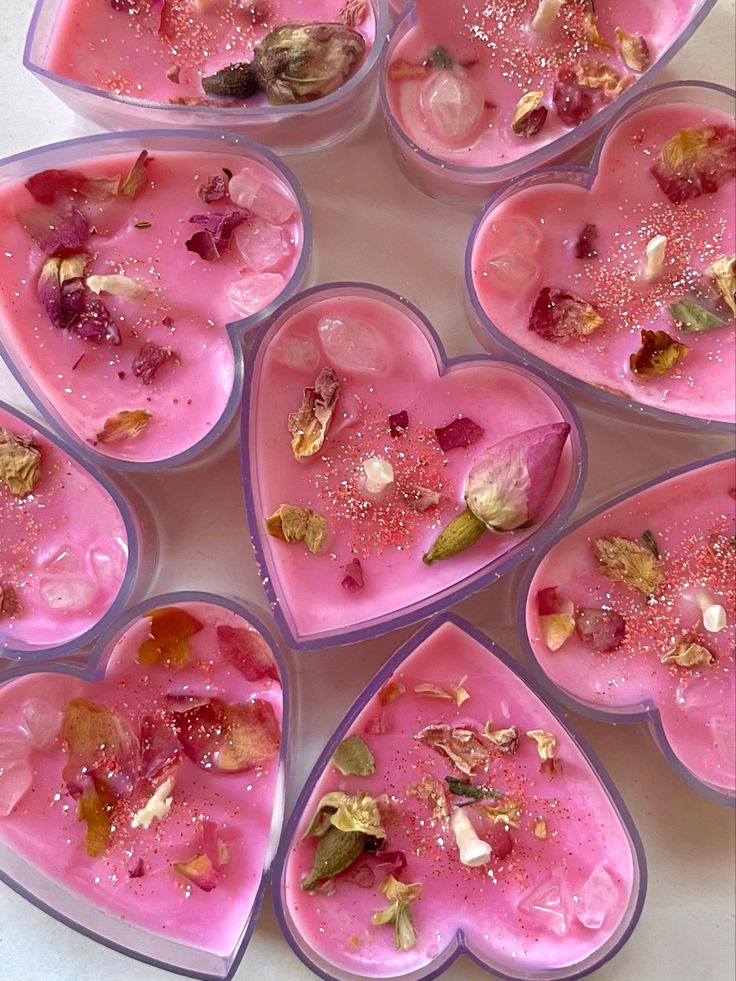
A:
[[0, 599, 284, 968], [469, 95, 735, 426], [523, 455, 735, 800], [277, 617, 642, 979]]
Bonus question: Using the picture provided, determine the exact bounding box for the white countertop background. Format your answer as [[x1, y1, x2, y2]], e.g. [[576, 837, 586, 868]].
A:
[[0, 2, 734, 979]]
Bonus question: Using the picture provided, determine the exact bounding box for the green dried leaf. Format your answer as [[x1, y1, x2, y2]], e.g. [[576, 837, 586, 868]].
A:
[[668, 299, 729, 333], [332, 735, 376, 776], [445, 776, 504, 804], [641, 529, 660, 558], [301, 826, 366, 890], [371, 875, 422, 950]]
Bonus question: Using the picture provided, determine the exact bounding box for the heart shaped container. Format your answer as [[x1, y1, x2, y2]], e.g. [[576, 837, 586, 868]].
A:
[[465, 80, 735, 432], [0, 129, 311, 472], [380, 4, 717, 204], [241, 282, 586, 651], [24, 0, 390, 154], [0, 590, 291, 980]]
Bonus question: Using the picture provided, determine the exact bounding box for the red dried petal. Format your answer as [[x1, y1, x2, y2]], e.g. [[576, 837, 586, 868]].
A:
[[552, 68, 597, 127], [61, 698, 140, 800], [536, 586, 574, 617], [434, 417, 485, 452], [170, 697, 280, 772], [388, 410, 409, 437], [128, 858, 145, 878], [139, 712, 181, 781], [119, 150, 150, 199], [138, 607, 205, 669], [529, 287, 603, 342], [217, 623, 279, 683], [18, 205, 90, 253], [576, 608, 626, 652], [76, 777, 112, 858], [186, 210, 250, 261], [132, 341, 179, 384], [197, 174, 229, 203], [375, 849, 407, 874], [574, 223, 599, 259], [173, 820, 228, 890], [342, 860, 375, 888], [487, 823, 513, 859], [652, 125, 736, 205], [341, 558, 365, 594], [25, 169, 120, 205]]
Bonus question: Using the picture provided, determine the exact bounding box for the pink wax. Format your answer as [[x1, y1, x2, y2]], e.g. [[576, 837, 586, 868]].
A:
[[471, 102, 736, 425], [0, 601, 284, 956], [46, 0, 376, 106], [0, 149, 304, 464], [0, 405, 129, 651], [282, 619, 639, 977], [525, 457, 736, 797], [250, 291, 576, 643], [385, 0, 700, 168]]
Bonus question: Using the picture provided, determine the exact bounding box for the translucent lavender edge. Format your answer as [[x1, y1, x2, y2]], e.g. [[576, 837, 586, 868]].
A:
[[22, 0, 391, 127], [379, 2, 718, 184], [517, 450, 736, 807], [465, 79, 736, 434], [0, 128, 313, 473], [240, 281, 588, 652], [272, 611, 648, 981], [0, 398, 145, 665], [0, 589, 292, 981]]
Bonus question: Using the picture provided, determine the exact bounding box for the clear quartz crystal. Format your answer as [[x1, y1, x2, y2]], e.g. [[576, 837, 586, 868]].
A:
[[676, 675, 727, 711], [574, 865, 619, 929], [39, 575, 96, 611], [420, 70, 485, 145], [235, 219, 290, 271], [89, 543, 125, 587], [0, 727, 32, 765], [227, 273, 285, 317], [360, 457, 395, 503], [23, 698, 63, 749], [518, 874, 573, 936], [317, 316, 388, 373], [711, 715, 736, 767], [228, 169, 297, 225], [42, 547, 79, 573], [0, 763, 32, 817], [485, 218, 543, 296], [272, 335, 321, 371]]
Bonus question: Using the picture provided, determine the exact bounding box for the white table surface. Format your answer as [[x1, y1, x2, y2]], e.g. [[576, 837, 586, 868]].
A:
[[0, 2, 734, 979]]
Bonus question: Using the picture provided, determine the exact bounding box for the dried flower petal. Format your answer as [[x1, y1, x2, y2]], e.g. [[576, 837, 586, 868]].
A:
[[478, 800, 522, 828], [668, 299, 729, 333], [511, 91, 548, 138], [341, 557, 365, 593], [576, 608, 626, 652], [629, 329, 689, 376], [18, 205, 90, 252], [332, 735, 375, 776], [0, 583, 23, 618], [529, 287, 603, 341], [132, 341, 180, 384], [661, 640, 715, 667], [96, 409, 152, 443], [186, 209, 250, 261], [482, 724, 520, 753], [266, 503, 328, 554], [0, 427, 41, 497], [536, 586, 576, 651], [405, 485, 441, 511], [288, 367, 340, 459], [414, 683, 453, 701], [388, 410, 409, 438], [202, 62, 260, 99], [25, 168, 120, 205], [708, 255, 736, 315], [576, 59, 632, 98], [339, 0, 368, 26], [642, 529, 660, 558], [434, 417, 484, 452], [533, 817, 549, 839], [553, 68, 597, 127], [119, 151, 150, 199], [86, 274, 147, 299], [445, 776, 503, 803], [406, 774, 449, 821], [526, 729, 560, 776], [38, 254, 88, 329], [217, 624, 279, 683], [197, 174, 229, 203], [76, 778, 112, 857], [171, 697, 280, 772], [574, 223, 599, 259], [139, 713, 180, 782], [138, 607, 205, 668], [594, 536, 664, 595], [388, 60, 431, 82], [128, 858, 145, 878], [652, 126, 736, 204], [416, 724, 490, 776], [253, 22, 366, 105], [371, 876, 422, 951], [304, 791, 386, 840], [173, 820, 228, 891], [615, 27, 651, 72], [61, 699, 140, 801], [583, 12, 614, 51], [379, 682, 405, 706]]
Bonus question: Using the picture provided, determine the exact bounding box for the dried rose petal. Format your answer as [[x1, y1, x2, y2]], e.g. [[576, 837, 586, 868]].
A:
[[128, 858, 145, 878], [288, 367, 340, 459], [132, 341, 179, 384], [536, 586, 574, 617], [18, 205, 90, 253], [341, 558, 365, 594], [96, 409, 152, 444], [139, 712, 180, 782], [119, 151, 150, 199], [576, 59, 633, 98], [61, 699, 140, 801], [340, 0, 368, 26], [197, 174, 229, 203], [661, 640, 715, 667], [0, 427, 41, 497], [511, 91, 548, 138], [583, 12, 614, 51], [171, 697, 280, 772], [487, 822, 514, 859], [652, 126, 736, 205], [576, 608, 626, 652], [536, 586, 576, 650], [186, 209, 251, 261], [629, 329, 689, 376], [708, 255, 736, 315], [138, 607, 205, 669], [166, 65, 181, 84], [0, 582, 23, 618], [173, 820, 228, 891], [553, 68, 597, 127], [388, 410, 409, 438], [434, 417, 484, 452], [217, 624, 279, 683], [415, 724, 490, 776], [266, 503, 328, 554], [25, 169, 120, 205], [529, 287, 603, 341], [482, 723, 520, 753], [378, 682, 405, 706], [76, 777, 112, 857], [375, 850, 408, 874], [74, 296, 120, 345], [574, 223, 599, 259], [615, 27, 651, 72]]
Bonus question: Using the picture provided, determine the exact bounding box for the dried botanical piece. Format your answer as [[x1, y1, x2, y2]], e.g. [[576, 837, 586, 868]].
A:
[[406, 774, 449, 821], [533, 818, 549, 840], [332, 735, 376, 776], [341, 558, 365, 593], [574, 223, 599, 259], [339, 0, 369, 26], [668, 299, 729, 333], [372, 876, 422, 950], [478, 799, 522, 828], [169, 696, 280, 772], [197, 174, 229, 203], [511, 91, 548, 138], [388, 410, 409, 438], [288, 367, 340, 459], [131, 774, 176, 829], [0, 427, 41, 497], [629, 329, 689, 376], [86, 274, 147, 299], [651, 125, 736, 204], [173, 820, 229, 891], [217, 624, 279, 682], [529, 287, 603, 341], [138, 606, 205, 668], [119, 150, 150, 199], [186, 210, 250, 261], [415, 724, 490, 776], [414, 680, 469, 706], [536, 586, 576, 651], [301, 791, 386, 890], [526, 729, 560, 776], [482, 723, 520, 753], [576, 59, 632, 98], [76, 779, 112, 858], [379, 681, 406, 706], [132, 341, 180, 384], [553, 68, 597, 126], [445, 776, 503, 804], [708, 255, 736, 315], [202, 62, 260, 98], [450, 806, 491, 867], [18, 205, 90, 253], [615, 27, 651, 72], [594, 536, 664, 595], [266, 503, 328, 554], [406, 485, 441, 511], [661, 640, 715, 667], [434, 417, 485, 452], [583, 12, 614, 50], [642, 529, 660, 558], [576, 608, 626, 652], [0, 583, 23, 618], [96, 409, 152, 443]]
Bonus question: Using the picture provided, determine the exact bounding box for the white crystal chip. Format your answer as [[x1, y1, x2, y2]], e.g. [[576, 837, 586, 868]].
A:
[[317, 316, 388, 373], [530, 0, 564, 31], [484, 218, 543, 297], [23, 698, 63, 749], [272, 335, 321, 371], [0, 727, 32, 765], [360, 458, 395, 502], [574, 864, 619, 930], [235, 219, 291, 271], [227, 273, 285, 317], [39, 575, 96, 612], [131, 775, 176, 830], [229, 168, 297, 225], [642, 234, 668, 281], [0, 763, 32, 817], [518, 874, 572, 936], [89, 543, 126, 588], [420, 70, 485, 146], [702, 604, 727, 633]]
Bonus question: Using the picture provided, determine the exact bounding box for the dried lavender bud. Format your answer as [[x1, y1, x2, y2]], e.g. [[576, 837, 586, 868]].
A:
[[202, 62, 260, 99]]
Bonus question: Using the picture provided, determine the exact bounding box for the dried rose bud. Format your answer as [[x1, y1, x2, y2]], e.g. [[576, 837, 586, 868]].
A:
[[202, 62, 260, 99], [511, 91, 548, 138], [615, 27, 651, 73], [652, 125, 736, 205], [529, 287, 603, 342], [253, 22, 366, 105], [708, 255, 736, 315], [574, 223, 599, 259], [576, 608, 626, 652], [629, 329, 689, 376], [553, 68, 597, 127]]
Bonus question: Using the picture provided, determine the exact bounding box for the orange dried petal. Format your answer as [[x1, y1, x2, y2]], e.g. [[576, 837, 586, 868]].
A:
[[138, 606, 205, 669], [218, 700, 281, 772]]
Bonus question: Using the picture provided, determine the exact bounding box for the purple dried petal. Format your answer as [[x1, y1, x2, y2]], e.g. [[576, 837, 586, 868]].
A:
[[74, 297, 120, 345], [197, 175, 229, 203], [186, 209, 250, 261], [388, 410, 409, 437], [574, 223, 598, 259], [185, 229, 220, 262], [25, 169, 119, 205], [576, 608, 626, 652], [435, 417, 485, 452], [59, 279, 87, 329], [18, 206, 90, 253], [341, 558, 364, 594], [128, 857, 145, 878], [552, 68, 597, 127], [132, 341, 179, 384]]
